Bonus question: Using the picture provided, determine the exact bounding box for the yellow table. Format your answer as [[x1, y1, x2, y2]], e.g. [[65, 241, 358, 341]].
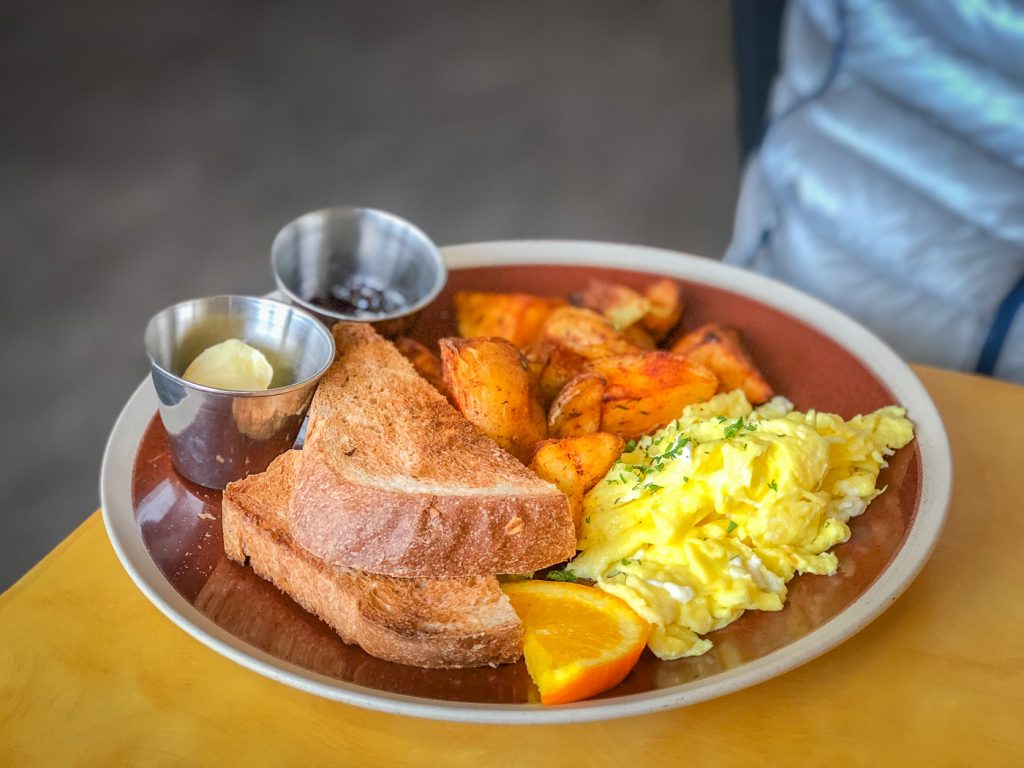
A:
[[2, 366, 1021, 766]]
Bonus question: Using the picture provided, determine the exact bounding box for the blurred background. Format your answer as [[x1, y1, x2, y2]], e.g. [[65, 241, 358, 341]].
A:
[[1, 0, 746, 588]]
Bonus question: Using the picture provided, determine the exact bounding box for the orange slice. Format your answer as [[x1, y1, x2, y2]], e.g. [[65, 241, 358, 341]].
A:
[[502, 580, 649, 705]]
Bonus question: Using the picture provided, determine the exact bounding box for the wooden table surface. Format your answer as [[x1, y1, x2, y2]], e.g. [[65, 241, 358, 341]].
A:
[[1, 365, 1021, 766]]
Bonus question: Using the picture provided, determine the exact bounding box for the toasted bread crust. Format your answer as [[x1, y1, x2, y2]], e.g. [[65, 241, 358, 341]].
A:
[[293, 454, 572, 577], [223, 452, 523, 668], [291, 323, 576, 576]]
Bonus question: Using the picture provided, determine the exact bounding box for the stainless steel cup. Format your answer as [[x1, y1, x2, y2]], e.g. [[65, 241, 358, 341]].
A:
[[144, 295, 335, 489], [270, 206, 447, 337]]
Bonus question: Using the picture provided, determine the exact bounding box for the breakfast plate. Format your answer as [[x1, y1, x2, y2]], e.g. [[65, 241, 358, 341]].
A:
[[101, 240, 951, 723]]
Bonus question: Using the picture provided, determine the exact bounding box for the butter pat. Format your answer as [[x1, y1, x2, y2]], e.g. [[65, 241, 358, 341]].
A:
[[182, 339, 273, 391]]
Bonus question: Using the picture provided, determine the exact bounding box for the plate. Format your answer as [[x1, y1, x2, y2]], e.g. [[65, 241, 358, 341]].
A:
[[101, 240, 951, 723]]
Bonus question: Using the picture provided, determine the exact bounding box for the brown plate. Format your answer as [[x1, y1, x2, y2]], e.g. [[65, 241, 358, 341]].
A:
[[103, 241, 950, 722]]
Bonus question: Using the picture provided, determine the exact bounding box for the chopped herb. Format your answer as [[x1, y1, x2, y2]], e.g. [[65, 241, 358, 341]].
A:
[[658, 435, 690, 460], [715, 415, 728, 423], [744, 422, 758, 432], [683, 476, 690, 483], [621, 558, 632, 566], [585, 516, 591, 524], [726, 520, 738, 533], [645, 483, 663, 493], [723, 417, 747, 439], [776, 433, 786, 438], [768, 480, 778, 491], [624, 439, 638, 452], [614, 497, 623, 505], [546, 569, 577, 583]]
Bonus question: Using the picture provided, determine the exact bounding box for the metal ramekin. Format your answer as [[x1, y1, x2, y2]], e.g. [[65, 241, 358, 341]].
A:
[[144, 295, 335, 489], [271, 206, 447, 337]]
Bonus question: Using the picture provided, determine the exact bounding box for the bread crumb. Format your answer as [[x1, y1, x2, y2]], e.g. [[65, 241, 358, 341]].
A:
[[197, 512, 217, 521], [504, 516, 525, 536]]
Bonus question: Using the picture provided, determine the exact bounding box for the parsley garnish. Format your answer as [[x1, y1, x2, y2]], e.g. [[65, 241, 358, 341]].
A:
[[726, 520, 738, 533], [683, 476, 690, 483], [546, 569, 577, 583], [585, 516, 591, 524], [624, 439, 638, 452], [723, 417, 747, 439], [661, 435, 690, 459], [645, 483, 663, 493], [715, 416, 728, 423], [768, 480, 778, 491]]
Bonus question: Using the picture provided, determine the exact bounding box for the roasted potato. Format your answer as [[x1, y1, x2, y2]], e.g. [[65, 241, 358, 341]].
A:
[[522, 340, 589, 406], [640, 278, 685, 340], [672, 323, 774, 404], [439, 336, 547, 463], [454, 292, 565, 348], [548, 372, 606, 438], [521, 340, 551, 385], [541, 306, 643, 360], [588, 351, 718, 438], [395, 337, 451, 401], [537, 345, 588, 406], [621, 323, 656, 350], [572, 279, 651, 331], [530, 432, 625, 534]]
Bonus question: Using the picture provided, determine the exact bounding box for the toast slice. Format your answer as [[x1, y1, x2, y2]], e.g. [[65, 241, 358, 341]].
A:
[[222, 450, 523, 668], [291, 323, 576, 578]]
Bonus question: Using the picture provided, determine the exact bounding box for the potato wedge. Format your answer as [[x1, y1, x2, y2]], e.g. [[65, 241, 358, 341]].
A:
[[640, 278, 685, 341], [439, 337, 547, 463], [548, 372, 606, 438], [572, 279, 651, 331], [621, 323, 656, 350], [672, 323, 774, 404], [530, 433, 625, 534], [521, 340, 551, 382], [541, 306, 643, 360], [588, 351, 718, 438], [395, 337, 451, 401], [522, 340, 588, 403], [537, 345, 589, 406], [454, 292, 565, 348]]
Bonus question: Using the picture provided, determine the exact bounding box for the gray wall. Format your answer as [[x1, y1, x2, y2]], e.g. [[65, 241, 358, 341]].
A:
[[0, 0, 738, 588]]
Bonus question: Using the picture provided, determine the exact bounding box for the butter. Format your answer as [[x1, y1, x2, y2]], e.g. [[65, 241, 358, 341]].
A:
[[182, 338, 273, 391]]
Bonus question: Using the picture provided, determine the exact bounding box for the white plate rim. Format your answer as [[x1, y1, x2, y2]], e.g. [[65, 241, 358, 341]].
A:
[[101, 240, 952, 724]]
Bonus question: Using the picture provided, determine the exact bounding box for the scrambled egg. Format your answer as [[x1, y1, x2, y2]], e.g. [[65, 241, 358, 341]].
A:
[[571, 390, 915, 659]]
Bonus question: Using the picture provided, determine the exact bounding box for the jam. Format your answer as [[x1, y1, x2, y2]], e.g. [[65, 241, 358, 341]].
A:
[[308, 275, 408, 317]]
